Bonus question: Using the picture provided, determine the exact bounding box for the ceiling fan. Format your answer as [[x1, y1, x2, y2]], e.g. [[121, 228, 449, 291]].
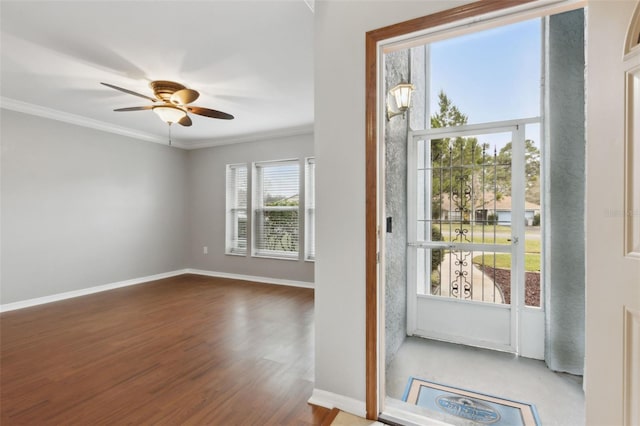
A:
[[101, 80, 234, 127]]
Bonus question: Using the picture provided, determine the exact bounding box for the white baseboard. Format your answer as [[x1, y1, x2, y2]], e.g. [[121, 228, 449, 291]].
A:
[[185, 268, 314, 289], [307, 389, 367, 418], [0, 269, 189, 313], [0, 269, 313, 313]]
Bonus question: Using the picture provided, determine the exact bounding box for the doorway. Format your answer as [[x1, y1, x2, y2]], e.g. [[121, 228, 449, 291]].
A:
[[368, 2, 587, 424]]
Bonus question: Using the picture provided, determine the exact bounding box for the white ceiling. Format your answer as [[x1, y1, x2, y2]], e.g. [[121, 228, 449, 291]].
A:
[[0, 0, 314, 149]]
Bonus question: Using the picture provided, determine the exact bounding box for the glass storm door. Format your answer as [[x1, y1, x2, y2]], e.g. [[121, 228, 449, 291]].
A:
[[407, 119, 543, 357]]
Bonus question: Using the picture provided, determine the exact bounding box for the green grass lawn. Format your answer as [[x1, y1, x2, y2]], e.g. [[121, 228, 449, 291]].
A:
[[432, 223, 541, 271], [472, 253, 540, 272], [433, 223, 513, 234], [433, 227, 540, 253]]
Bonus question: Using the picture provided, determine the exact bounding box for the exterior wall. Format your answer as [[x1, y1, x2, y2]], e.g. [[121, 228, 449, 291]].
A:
[[187, 133, 314, 284], [497, 210, 513, 225], [545, 8, 586, 375], [0, 109, 189, 304], [385, 46, 429, 368], [384, 49, 410, 368]]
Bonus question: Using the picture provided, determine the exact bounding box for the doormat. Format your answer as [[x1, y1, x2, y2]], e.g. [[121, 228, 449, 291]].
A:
[[402, 377, 540, 425]]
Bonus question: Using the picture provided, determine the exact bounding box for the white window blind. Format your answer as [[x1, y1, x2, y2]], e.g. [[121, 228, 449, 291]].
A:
[[305, 157, 316, 261], [225, 164, 248, 255], [253, 160, 300, 259]]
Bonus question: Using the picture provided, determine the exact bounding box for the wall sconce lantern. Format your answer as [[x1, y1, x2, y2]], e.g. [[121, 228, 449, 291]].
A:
[[386, 82, 415, 120]]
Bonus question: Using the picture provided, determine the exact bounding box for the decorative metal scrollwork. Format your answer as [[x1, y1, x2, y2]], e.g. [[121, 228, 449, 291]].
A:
[[453, 227, 470, 243], [452, 182, 473, 220], [450, 250, 472, 299]]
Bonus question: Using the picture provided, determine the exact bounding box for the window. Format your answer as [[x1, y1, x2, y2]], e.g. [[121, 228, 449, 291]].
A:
[[305, 157, 316, 260], [225, 164, 248, 255], [225, 158, 315, 261], [253, 160, 300, 259]]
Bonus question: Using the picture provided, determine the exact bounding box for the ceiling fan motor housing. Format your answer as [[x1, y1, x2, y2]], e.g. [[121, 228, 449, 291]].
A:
[[150, 80, 186, 102]]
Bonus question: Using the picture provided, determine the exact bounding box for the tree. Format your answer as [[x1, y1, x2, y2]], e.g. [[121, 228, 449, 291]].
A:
[[430, 91, 484, 220], [430, 91, 468, 163], [486, 139, 541, 204], [431, 91, 468, 128], [525, 176, 541, 205], [428, 91, 542, 224]]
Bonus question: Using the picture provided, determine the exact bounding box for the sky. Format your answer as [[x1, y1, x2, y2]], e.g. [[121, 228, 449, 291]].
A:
[[428, 17, 542, 148], [270, 20, 544, 198]]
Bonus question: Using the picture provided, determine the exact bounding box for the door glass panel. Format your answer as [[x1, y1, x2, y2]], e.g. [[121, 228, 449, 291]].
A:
[[422, 132, 515, 245], [523, 127, 542, 307], [415, 131, 523, 306]]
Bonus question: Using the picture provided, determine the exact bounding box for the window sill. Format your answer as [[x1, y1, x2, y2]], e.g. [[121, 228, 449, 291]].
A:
[[252, 253, 300, 261]]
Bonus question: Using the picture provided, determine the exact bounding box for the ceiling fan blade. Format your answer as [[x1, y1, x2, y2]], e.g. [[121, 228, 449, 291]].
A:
[[113, 106, 154, 112], [101, 82, 157, 102], [171, 89, 199, 105], [178, 115, 192, 127], [188, 106, 234, 120]]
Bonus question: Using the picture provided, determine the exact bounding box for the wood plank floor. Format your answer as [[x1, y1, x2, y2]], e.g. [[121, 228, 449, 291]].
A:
[[1, 274, 331, 425]]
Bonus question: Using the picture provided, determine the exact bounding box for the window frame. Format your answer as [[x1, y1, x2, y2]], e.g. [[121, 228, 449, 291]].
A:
[[305, 157, 316, 261], [225, 163, 249, 256]]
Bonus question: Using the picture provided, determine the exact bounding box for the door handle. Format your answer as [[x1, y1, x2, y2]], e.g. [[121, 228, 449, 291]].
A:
[[408, 242, 454, 249]]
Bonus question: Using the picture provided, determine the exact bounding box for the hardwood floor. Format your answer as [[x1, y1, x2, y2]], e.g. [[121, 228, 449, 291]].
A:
[[1, 274, 331, 425]]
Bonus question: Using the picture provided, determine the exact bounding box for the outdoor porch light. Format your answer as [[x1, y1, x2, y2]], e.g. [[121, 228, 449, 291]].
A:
[[153, 105, 187, 124], [387, 82, 415, 120]]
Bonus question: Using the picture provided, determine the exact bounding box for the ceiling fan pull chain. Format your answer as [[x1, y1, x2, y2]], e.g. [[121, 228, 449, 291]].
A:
[[168, 123, 172, 146]]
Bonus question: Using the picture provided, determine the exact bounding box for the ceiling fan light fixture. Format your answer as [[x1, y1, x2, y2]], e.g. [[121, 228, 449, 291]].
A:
[[153, 105, 187, 124]]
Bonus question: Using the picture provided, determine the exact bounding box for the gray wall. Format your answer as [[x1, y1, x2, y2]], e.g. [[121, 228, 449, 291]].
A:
[[385, 46, 428, 367], [1, 109, 189, 304], [187, 133, 314, 283], [545, 9, 586, 375], [384, 49, 410, 367]]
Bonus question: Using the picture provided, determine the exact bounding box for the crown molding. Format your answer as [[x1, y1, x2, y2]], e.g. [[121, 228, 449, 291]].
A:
[[184, 123, 314, 150], [0, 97, 190, 149], [0, 97, 313, 150]]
